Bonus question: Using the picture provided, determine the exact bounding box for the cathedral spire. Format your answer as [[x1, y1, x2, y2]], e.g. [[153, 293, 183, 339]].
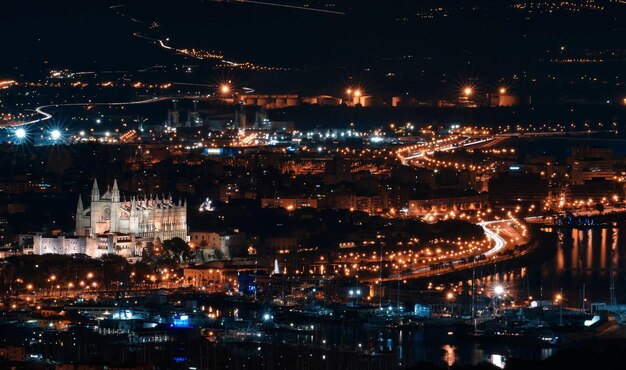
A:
[[112, 179, 120, 203], [77, 193, 84, 211], [91, 178, 100, 201]]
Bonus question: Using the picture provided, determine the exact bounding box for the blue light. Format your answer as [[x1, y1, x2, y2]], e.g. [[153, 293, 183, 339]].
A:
[[172, 314, 190, 328], [15, 128, 26, 139]]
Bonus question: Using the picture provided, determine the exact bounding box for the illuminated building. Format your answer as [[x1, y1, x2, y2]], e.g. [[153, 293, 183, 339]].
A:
[[189, 231, 247, 258], [75, 179, 188, 241], [183, 265, 223, 288], [261, 197, 319, 210], [408, 194, 489, 217], [569, 146, 614, 185]]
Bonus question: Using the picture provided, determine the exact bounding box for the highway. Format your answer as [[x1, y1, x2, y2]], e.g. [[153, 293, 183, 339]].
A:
[[479, 219, 508, 257], [401, 136, 495, 163], [366, 218, 527, 283]]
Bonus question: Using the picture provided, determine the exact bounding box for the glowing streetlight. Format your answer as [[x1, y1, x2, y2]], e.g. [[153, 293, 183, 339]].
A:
[[446, 292, 455, 300], [15, 128, 26, 139], [499, 87, 507, 94], [354, 89, 362, 97], [463, 87, 473, 96], [555, 290, 564, 325], [494, 285, 504, 295], [220, 84, 230, 94], [51, 129, 61, 140], [346, 88, 352, 95]]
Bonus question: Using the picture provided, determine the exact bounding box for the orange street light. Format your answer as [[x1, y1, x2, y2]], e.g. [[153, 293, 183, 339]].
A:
[[463, 87, 473, 96], [499, 87, 507, 94], [220, 84, 230, 94]]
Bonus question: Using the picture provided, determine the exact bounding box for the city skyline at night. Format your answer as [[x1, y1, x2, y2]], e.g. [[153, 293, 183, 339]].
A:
[[1, 1, 626, 370]]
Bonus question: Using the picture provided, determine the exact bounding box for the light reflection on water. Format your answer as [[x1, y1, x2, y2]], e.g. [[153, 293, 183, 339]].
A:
[[466, 224, 625, 305], [442, 344, 457, 367], [490, 354, 505, 369], [310, 324, 555, 368], [525, 225, 624, 303]]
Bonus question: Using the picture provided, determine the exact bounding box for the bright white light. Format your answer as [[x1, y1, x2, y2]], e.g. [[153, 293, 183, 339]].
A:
[[263, 313, 271, 321], [494, 285, 504, 295], [15, 128, 26, 139], [51, 130, 61, 140]]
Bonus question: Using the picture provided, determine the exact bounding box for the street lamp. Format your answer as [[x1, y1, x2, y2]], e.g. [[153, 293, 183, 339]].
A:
[[555, 290, 564, 325], [494, 285, 504, 295], [348, 288, 362, 305], [51, 129, 61, 141], [15, 128, 26, 139], [463, 87, 473, 96], [446, 292, 455, 317]]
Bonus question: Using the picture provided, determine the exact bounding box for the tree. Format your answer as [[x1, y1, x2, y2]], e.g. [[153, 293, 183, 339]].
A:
[[595, 202, 605, 214], [142, 241, 156, 262], [162, 237, 191, 263]]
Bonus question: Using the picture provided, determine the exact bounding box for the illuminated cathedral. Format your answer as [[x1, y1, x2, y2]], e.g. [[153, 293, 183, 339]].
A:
[[75, 179, 188, 241]]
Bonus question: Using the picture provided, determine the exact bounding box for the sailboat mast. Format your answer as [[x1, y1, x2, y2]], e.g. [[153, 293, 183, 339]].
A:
[[472, 257, 477, 332], [379, 245, 383, 309], [610, 246, 617, 306], [581, 283, 586, 313]]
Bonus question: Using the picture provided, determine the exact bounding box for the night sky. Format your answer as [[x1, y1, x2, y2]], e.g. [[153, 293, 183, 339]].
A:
[[2, 1, 624, 76]]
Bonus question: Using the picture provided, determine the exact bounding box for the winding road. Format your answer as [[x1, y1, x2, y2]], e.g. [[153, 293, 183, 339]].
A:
[[3, 96, 199, 128]]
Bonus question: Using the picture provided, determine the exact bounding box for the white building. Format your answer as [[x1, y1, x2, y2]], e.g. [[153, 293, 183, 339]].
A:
[[20, 234, 86, 255], [19, 232, 144, 260], [76, 179, 188, 241], [189, 231, 246, 259], [18, 178, 188, 261]]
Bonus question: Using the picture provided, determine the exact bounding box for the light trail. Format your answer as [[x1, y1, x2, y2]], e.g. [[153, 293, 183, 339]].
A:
[[479, 219, 508, 256], [15, 97, 171, 127], [240, 0, 345, 15], [402, 136, 493, 162]]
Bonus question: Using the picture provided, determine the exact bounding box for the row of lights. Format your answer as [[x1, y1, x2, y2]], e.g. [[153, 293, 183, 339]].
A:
[[13, 127, 61, 141]]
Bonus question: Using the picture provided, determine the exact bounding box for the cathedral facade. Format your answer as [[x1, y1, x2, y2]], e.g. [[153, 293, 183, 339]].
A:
[[75, 179, 188, 242]]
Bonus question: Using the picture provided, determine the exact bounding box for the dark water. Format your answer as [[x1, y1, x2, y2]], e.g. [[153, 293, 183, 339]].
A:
[[314, 323, 555, 369]]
